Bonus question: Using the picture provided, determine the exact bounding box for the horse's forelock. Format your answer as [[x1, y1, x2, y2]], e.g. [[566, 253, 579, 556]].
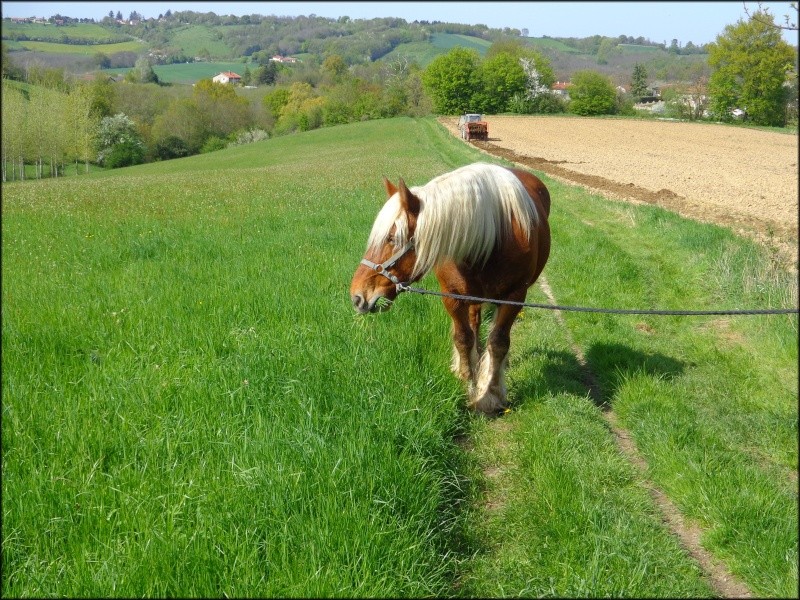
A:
[[366, 193, 410, 254]]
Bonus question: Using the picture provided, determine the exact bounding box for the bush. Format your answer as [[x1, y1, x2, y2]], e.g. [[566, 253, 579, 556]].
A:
[[228, 129, 270, 147], [568, 70, 617, 116], [200, 136, 228, 154], [104, 140, 145, 168], [152, 136, 190, 160], [96, 113, 145, 166]]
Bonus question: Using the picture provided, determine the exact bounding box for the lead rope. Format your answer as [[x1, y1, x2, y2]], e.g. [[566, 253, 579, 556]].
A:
[[396, 283, 798, 316]]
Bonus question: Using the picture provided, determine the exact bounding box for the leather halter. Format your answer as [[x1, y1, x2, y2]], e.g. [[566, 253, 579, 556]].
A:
[[360, 239, 414, 292]]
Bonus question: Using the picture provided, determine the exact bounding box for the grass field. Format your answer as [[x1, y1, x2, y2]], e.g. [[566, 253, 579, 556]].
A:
[[383, 33, 491, 66], [104, 61, 250, 84], [10, 39, 146, 55], [525, 36, 587, 54], [2, 117, 797, 597], [1, 21, 133, 43], [168, 24, 236, 59]]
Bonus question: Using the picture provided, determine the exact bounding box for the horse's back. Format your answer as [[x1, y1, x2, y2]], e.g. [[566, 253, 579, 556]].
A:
[[508, 167, 550, 218]]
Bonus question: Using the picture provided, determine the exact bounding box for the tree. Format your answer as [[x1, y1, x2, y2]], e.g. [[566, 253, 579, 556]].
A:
[[151, 99, 208, 153], [115, 11, 123, 21], [568, 70, 617, 115], [65, 83, 97, 173], [475, 52, 528, 113], [255, 61, 278, 85], [89, 76, 116, 118], [322, 54, 348, 81], [96, 113, 145, 167], [191, 79, 251, 138], [2, 42, 24, 81], [518, 53, 558, 113], [596, 37, 620, 65], [422, 47, 481, 114], [630, 63, 649, 99], [125, 57, 159, 84], [743, 1, 798, 31], [153, 136, 190, 160], [1, 81, 26, 180], [262, 87, 291, 119], [707, 11, 796, 126]]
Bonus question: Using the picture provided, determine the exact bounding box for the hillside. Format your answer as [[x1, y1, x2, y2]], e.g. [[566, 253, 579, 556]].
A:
[[2, 12, 710, 85], [3, 116, 796, 598]]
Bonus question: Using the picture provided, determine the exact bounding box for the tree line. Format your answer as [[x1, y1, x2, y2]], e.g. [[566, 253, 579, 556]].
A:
[[1, 9, 795, 181]]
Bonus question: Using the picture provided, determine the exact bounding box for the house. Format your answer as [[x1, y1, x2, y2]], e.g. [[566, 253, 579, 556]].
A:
[[270, 55, 299, 63], [551, 81, 572, 100], [212, 71, 242, 85]]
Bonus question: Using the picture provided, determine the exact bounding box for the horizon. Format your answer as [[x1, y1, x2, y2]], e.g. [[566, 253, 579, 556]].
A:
[[2, 1, 797, 46]]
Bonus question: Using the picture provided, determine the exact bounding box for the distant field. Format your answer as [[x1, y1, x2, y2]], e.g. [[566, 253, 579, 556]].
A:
[[526, 36, 586, 54], [1, 21, 132, 43], [431, 33, 491, 54], [168, 24, 236, 59], [104, 61, 249, 84], [384, 33, 491, 66], [12, 39, 146, 55], [618, 43, 665, 53]]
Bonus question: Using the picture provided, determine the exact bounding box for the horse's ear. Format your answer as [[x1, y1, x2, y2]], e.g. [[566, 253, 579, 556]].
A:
[[398, 178, 420, 216], [383, 177, 398, 198]]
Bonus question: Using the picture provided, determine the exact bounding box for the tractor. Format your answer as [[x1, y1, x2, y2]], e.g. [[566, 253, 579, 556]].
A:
[[458, 113, 488, 141]]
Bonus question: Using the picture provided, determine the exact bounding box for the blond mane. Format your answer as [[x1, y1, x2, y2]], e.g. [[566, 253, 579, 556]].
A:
[[366, 163, 539, 278]]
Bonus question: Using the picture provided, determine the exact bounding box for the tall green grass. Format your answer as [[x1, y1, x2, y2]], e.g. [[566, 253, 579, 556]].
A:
[[1, 119, 477, 596], [2, 117, 797, 597], [461, 178, 797, 597]]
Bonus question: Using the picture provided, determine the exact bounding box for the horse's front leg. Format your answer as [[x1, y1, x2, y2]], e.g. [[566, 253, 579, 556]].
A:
[[470, 301, 522, 415], [442, 298, 479, 382]]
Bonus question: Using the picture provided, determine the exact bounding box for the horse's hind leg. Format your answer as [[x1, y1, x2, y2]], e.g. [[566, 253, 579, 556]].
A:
[[469, 301, 522, 415]]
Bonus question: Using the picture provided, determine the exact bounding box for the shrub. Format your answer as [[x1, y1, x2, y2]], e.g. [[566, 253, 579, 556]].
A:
[[152, 135, 190, 160], [200, 136, 228, 153], [228, 129, 270, 147], [96, 113, 145, 167], [103, 139, 144, 168], [568, 70, 617, 116]]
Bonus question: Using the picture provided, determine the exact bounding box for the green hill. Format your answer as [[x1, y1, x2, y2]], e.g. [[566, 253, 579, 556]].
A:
[[2, 12, 709, 84], [3, 117, 795, 598]]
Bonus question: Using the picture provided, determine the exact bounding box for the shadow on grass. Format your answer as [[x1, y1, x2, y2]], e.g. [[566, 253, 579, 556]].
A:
[[511, 343, 685, 411], [585, 342, 685, 408]]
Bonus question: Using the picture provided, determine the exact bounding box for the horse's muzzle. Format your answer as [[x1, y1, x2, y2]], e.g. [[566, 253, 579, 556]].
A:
[[352, 293, 392, 314]]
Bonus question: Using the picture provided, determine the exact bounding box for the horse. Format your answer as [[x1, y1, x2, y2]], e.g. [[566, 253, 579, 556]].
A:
[[350, 162, 551, 415]]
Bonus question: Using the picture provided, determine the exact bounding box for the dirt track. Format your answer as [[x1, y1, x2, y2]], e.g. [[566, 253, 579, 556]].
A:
[[439, 115, 799, 269]]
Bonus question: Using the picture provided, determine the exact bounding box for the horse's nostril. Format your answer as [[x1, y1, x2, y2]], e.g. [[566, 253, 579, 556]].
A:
[[352, 294, 364, 310]]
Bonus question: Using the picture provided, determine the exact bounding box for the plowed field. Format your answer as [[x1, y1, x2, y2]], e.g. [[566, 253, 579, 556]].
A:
[[439, 115, 798, 269]]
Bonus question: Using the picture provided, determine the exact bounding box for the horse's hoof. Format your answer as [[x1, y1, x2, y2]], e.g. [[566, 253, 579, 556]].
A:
[[468, 389, 508, 416]]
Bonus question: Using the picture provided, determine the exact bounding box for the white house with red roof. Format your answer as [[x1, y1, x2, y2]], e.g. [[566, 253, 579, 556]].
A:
[[212, 71, 242, 84]]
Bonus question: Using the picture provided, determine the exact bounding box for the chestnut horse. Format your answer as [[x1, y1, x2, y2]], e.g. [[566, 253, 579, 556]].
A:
[[350, 162, 551, 415]]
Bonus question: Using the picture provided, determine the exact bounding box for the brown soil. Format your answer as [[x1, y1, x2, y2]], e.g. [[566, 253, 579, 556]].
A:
[[439, 115, 799, 271]]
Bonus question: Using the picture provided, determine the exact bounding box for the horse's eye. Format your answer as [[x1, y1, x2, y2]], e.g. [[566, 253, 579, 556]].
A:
[[387, 234, 395, 245]]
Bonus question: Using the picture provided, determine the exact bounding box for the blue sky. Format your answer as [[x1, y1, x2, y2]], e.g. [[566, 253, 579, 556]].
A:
[[2, 1, 797, 45]]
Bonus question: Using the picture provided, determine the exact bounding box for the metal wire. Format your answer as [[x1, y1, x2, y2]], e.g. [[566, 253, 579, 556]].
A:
[[397, 284, 799, 316]]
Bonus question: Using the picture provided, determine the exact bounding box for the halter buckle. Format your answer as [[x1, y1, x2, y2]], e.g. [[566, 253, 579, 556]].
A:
[[360, 239, 414, 289]]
